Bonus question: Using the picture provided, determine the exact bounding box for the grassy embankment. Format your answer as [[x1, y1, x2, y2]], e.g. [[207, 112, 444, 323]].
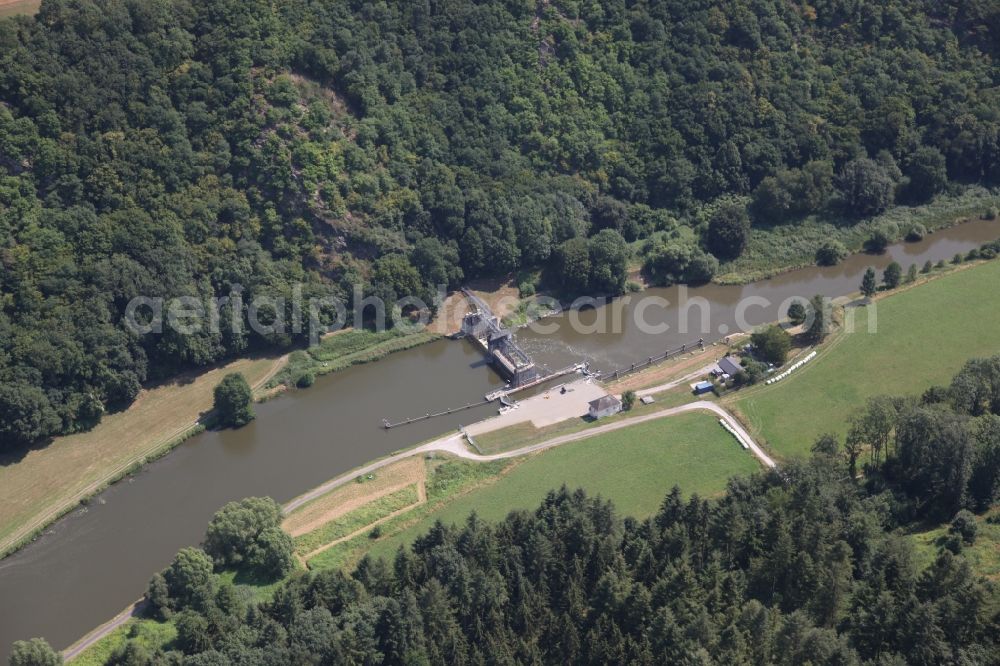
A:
[[267, 328, 439, 391], [0, 354, 283, 559], [732, 258, 1000, 459], [716, 188, 999, 284], [1, 327, 437, 560]]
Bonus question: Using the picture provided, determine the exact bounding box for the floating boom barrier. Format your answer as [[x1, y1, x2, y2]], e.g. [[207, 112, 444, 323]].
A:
[[764, 350, 817, 385]]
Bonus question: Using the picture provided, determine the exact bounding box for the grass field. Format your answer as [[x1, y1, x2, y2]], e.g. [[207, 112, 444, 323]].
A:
[[733, 259, 1000, 458], [910, 509, 1000, 582], [318, 411, 759, 568], [0, 0, 40, 19], [0, 354, 284, 557], [294, 484, 420, 556]]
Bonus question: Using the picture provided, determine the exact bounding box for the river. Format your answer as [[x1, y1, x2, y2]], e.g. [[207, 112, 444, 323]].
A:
[[1, 218, 998, 658]]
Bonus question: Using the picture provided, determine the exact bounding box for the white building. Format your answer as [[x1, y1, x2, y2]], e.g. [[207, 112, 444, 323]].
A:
[[588, 395, 622, 420]]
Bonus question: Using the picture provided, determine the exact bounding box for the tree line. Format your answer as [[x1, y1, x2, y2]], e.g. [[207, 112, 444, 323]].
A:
[[12, 355, 1000, 665]]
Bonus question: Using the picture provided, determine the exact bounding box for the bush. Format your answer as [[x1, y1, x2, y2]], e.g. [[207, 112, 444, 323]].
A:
[[905, 224, 927, 242], [787, 301, 807, 326], [369, 525, 383, 539], [983, 206, 998, 220], [966, 248, 980, 261], [213, 373, 255, 428], [815, 240, 848, 266], [906, 264, 917, 283], [9, 638, 62, 666], [622, 390, 637, 411], [949, 510, 978, 545], [296, 372, 315, 388], [625, 280, 642, 293], [864, 229, 890, 254], [952, 253, 963, 265], [518, 280, 536, 297], [922, 260, 933, 274]]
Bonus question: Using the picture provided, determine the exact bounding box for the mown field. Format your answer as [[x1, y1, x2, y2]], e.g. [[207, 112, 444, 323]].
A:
[[733, 259, 1000, 458], [0, 0, 40, 19], [356, 411, 759, 565]]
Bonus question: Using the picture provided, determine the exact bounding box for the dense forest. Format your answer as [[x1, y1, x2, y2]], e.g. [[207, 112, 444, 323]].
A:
[[13, 354, 997, 665], [1, 0, 999, 446]]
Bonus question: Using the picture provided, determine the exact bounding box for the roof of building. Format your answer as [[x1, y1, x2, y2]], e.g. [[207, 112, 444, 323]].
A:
[[718, 356, 744, 375], [695, 380, 714, 390], [588, 395, 622, 411]]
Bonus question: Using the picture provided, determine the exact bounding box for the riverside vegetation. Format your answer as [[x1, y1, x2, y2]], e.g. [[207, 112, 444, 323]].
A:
[[54, 355, 1000, 664], [2, 0, 1000, 449]]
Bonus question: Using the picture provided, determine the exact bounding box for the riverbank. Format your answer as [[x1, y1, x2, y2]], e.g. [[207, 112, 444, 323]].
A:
[[69, 402, 759, 662], [715, 188, 998, 284], [0, 354, 286, 560], [730, 257, 1000, 457]]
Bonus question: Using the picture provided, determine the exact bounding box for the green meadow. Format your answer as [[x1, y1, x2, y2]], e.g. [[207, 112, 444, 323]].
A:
[[734, 260, 1000, 458], [352, 411, 759, 565]]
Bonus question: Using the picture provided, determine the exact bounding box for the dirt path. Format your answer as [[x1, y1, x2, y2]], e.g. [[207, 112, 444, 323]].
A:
[[299, 480, 427, 562], [62, 599, 147, 662]]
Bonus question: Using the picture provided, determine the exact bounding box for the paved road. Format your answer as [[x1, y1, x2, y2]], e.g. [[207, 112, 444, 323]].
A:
[[285, 400, 775, 513], [68, 399, 773, 661]]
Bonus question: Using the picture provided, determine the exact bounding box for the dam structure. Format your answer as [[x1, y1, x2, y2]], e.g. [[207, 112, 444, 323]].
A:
[[460, 289, 540, 389]]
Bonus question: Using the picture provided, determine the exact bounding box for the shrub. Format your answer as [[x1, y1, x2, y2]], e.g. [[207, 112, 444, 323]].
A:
[[983, 206, 998, 220], [787, 301, 807, 325], [949, 510, 978, 545], [905, 224, 927, 242], [936, 259, 946, 269], [952, 253, 963, 265], [518, 281, 536, 297], [815, 240, 848, 266], [865, 229, 890, 253], [296, 372, 315, 389], [369, 525, 383, 539], [625, 280, 642, 292], [906, 264, 917, 283], [966, 248, 980, 261], [213, 373, 255, 428], [622, 390, 637, 411]]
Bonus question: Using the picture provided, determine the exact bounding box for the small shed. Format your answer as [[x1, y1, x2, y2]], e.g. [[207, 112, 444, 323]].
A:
[[588, 395, 622, 420], [718, 356, 744, 376], [693, 381, 714, 395]]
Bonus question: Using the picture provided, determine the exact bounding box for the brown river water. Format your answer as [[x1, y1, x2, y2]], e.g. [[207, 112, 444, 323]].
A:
[[1, 218, 998, 658]]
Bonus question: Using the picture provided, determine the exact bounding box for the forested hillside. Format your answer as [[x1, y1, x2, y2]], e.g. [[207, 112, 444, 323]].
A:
[[1, 0, 999, 447]]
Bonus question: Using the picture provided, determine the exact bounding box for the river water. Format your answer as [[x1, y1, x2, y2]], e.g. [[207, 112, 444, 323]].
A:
[[1, 219, 998, 657]]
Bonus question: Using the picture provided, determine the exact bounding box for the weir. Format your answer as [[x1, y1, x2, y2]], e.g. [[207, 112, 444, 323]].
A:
[[460, 288, 541, 388]]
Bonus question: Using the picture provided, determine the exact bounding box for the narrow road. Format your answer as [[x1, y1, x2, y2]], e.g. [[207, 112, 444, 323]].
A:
[[68, 400, 773, 661], [285, 400, 775, 514]]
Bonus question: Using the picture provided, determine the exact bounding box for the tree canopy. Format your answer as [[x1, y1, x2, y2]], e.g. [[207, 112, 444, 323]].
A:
[[1, 0, 998, 448]]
